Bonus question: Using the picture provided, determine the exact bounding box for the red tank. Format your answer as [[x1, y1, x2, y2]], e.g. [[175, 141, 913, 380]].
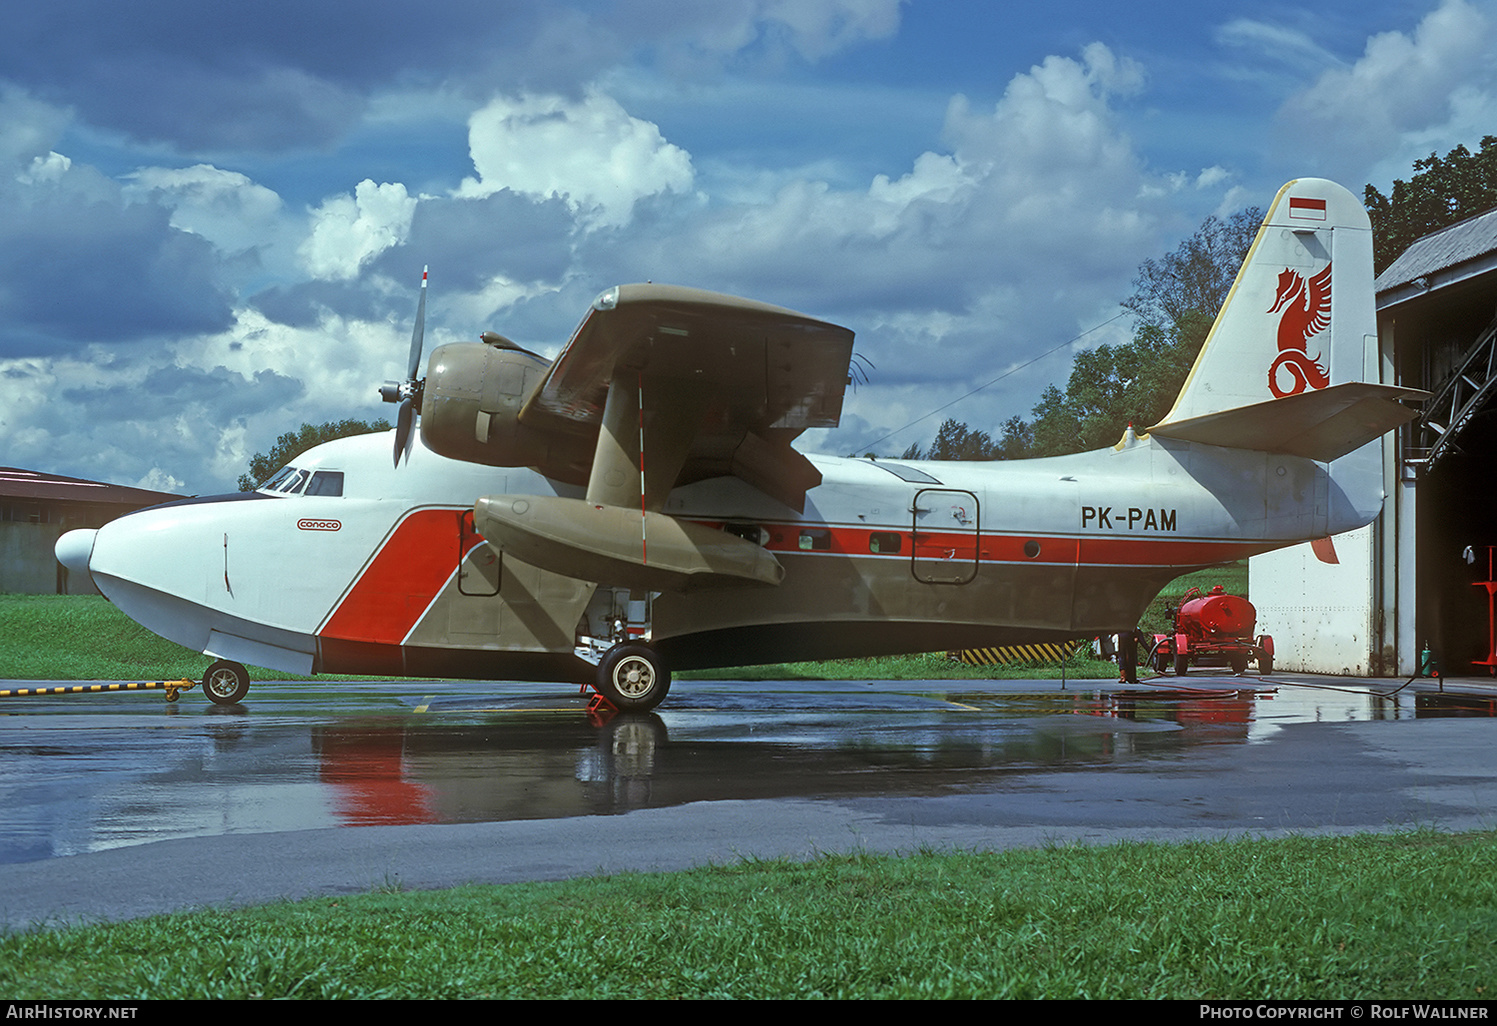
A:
[[1176, 589, 1256, 640], [1151, 585, 1273, 676]]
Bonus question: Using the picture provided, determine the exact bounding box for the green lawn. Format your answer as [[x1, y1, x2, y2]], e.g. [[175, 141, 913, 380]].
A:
[[2, 832, 1491, 999]]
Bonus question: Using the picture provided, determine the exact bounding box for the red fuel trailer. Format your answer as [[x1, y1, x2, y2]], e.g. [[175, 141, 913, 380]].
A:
[[1151, 586, 1273, 676]]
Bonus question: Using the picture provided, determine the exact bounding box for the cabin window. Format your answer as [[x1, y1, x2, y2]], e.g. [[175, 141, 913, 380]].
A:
[[306, 471, 344, 497], [869, 531, 902, 554], [798, 529, 831, 551], [723, 522, 766, 546]]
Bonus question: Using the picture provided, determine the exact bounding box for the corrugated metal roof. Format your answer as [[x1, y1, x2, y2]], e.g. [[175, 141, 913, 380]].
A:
[[0, 467, 179, 506], [1377, 205, 1497, 294]]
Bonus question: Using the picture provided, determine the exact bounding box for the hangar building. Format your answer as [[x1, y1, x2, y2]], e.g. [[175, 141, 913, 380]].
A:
[[0, 468, 178, 595], [1249, 206, 1497, 677]]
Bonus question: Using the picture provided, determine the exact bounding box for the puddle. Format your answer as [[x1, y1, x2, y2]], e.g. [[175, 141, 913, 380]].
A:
[[2, 678, 1494, 862]]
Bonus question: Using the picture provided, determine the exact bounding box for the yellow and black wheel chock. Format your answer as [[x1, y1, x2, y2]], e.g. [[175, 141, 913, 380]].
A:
[[0, 680, 198, 703]]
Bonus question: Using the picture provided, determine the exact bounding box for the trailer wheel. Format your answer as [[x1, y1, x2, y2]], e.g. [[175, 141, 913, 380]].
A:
[[203, 660, 250, 705], [1230, 652, 1249, 674], [1258, 653, 1273, 675], [1174, 652, 1189, 676], [596, 644, 670, 712]]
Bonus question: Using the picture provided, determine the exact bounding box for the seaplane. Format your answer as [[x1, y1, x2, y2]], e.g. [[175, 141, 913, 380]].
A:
[[56, 178, 1424, 710]]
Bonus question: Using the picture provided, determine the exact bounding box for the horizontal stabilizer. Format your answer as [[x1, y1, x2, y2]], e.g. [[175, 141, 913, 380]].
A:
[[474, 494, 785, 592], [1147, 382, 1426, 462]]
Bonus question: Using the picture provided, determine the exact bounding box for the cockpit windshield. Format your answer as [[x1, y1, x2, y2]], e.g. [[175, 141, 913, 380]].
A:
[[259, 467, 297, 492], [257, 467, 342, 494], [258, 467, 342, 496]]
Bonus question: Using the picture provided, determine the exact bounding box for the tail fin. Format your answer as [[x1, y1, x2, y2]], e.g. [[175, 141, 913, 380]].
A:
[[1147, 178, 1423, 462]]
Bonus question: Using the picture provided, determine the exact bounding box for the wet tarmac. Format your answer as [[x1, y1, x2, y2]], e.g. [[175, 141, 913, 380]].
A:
[[2, 672, 1496, 928]]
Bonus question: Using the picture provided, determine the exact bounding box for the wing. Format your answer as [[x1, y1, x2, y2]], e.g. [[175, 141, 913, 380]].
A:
[[520, 283, 855, 512]]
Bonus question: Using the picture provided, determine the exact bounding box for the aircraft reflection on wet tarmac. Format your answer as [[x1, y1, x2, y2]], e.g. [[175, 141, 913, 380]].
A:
[[1, 676, 1493, 864]]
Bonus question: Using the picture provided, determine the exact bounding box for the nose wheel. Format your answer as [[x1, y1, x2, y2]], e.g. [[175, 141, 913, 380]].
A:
[[202, 660, 250, 705], [595, 644, 670, 712]]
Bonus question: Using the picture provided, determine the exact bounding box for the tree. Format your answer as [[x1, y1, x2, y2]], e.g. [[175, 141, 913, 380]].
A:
[[996, 415, 1033, 459], [900, 418, 1001, 460], [237, 418, 391, 491], [1365, 137, 1497, 274], [1017, 212, 1256, 458], [1122, 209, 1261, 335]]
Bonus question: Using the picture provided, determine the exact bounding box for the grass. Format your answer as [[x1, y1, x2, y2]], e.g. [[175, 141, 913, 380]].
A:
[[0, 594, 290, 682], [2, 831, 1493, 999], [0, 561, 1246, 683]]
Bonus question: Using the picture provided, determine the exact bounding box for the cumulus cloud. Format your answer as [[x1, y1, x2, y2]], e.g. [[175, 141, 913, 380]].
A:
[[458, 90, 695, 229], [1, 3, 1307, 485], [596, 42, 1158, 314], [123, 164, 284, 256], [553, 40, 1175, 460], [299, 180, 417, 280], [0, 86, 70, 168], [1277, 0, 1494, 182]]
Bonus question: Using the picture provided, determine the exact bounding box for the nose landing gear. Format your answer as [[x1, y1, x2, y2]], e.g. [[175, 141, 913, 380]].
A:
[[202, 660, 250, 705]]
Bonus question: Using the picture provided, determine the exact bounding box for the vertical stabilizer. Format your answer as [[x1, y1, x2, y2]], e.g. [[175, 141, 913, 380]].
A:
[[1147, 178, 1422, 462]]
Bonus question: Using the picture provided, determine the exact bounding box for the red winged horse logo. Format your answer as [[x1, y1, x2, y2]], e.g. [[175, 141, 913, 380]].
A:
[[1266, 263, 1332, 397]]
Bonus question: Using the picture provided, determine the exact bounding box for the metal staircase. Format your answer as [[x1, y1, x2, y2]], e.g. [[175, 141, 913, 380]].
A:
[[1415, 310, 1497, 470]]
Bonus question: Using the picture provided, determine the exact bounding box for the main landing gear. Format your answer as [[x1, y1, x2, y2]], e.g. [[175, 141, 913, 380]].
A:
[[594, 643, 671, 712], [202, 659, 250, 705]]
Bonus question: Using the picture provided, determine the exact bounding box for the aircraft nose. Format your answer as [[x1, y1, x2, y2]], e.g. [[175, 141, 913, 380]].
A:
[[56, 528, 97, 578]]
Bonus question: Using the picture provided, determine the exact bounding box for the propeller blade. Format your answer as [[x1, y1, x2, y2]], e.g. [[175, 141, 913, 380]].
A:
[[385, 266, 428, 468], [393, 396, 414, 467], [407, 265, 427, 381]]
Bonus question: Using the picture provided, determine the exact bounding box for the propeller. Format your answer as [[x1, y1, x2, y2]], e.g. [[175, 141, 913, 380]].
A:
[[379, 265, 428, 466]]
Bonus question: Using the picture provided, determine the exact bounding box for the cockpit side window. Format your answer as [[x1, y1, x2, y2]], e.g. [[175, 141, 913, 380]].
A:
[[276, 469, 310, 495], [306, 471, 344, 497]]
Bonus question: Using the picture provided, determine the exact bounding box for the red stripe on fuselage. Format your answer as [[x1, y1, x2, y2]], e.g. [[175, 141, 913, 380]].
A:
[[320, 510, 1268, 650], [320, 508, 466, 645], [736, 521, 1264, 568]]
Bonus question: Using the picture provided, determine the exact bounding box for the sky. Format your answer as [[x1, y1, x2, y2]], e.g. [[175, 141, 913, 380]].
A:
[[3, 0, 1495, 494]]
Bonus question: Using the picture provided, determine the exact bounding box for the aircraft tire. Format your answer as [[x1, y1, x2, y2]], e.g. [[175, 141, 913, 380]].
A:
[[596, 644, 671, 712], [202, 660, 250, 705]]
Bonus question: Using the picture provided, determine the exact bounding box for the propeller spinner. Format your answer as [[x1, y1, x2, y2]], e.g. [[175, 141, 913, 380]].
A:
[[379, 266, 428, 466]]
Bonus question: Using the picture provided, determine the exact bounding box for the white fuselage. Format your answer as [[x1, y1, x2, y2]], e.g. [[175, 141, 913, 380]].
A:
[[57, 426, 1377, 682]]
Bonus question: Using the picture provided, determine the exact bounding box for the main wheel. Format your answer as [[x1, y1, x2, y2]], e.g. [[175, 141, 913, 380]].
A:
[[202, 660, 250, 705], [595, 644, 670, 712]]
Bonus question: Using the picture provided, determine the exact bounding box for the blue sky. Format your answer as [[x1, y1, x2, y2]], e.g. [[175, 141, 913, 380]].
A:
[[2, 0, 1492, 492]]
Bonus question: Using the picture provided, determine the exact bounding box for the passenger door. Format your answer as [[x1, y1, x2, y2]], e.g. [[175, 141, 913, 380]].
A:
[[911, 488, 979, 584]]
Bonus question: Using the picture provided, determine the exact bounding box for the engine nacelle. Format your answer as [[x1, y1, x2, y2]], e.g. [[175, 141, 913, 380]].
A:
[[420, 341, 591, 480]]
